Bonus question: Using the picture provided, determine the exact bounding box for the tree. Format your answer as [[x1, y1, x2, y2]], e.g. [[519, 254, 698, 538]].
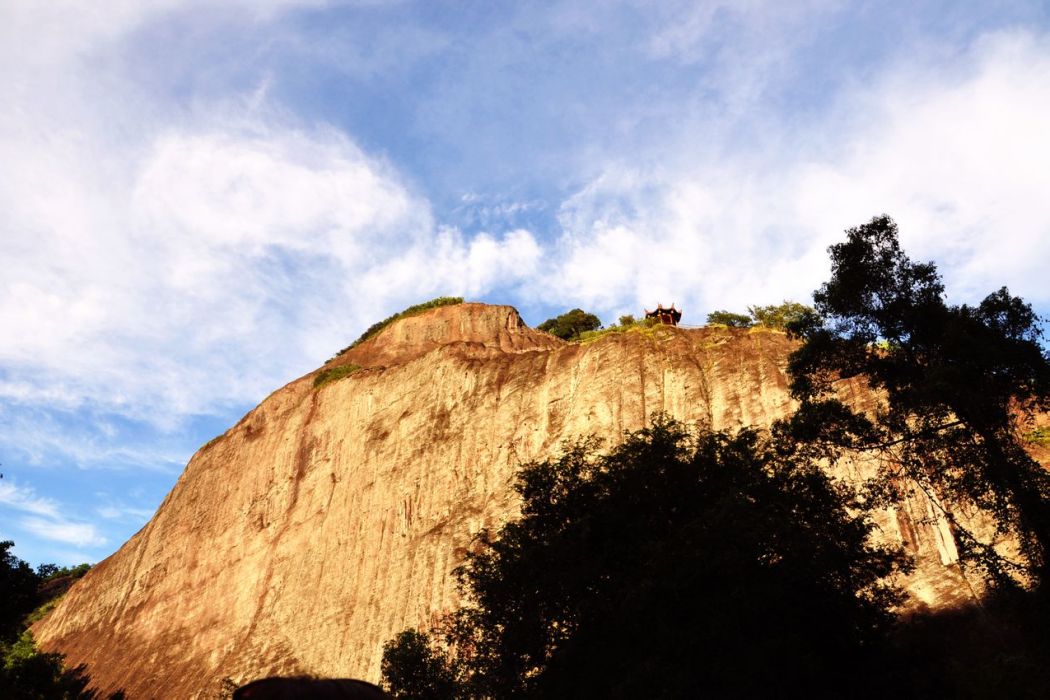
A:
[[0, 542, 39, 644], [381, 630, 460, 700], [705, 310, 752, 327], [786, 215, 1050, 583], [382, 418, 907, 698], [748, 301, 814, 330], [536, 309, 601, 341]]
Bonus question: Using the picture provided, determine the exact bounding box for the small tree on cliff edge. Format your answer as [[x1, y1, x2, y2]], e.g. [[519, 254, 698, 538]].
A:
[[786, 214, 1050, 583], [536, 309, 601, 341], [382, 417, 907, 698]]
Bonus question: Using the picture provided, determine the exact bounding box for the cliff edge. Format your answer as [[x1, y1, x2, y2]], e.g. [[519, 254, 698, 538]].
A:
[[33, 303, 1012, 697]]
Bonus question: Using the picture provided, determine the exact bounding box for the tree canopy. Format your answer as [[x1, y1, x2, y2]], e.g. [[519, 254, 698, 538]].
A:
[[382, 418, 907, 698], [0, 542, 39, 644], [705, 310, 752, 327], [536, 309, 602, 341], [786, 214, 1050, 583], [748, 301, 813, 330]]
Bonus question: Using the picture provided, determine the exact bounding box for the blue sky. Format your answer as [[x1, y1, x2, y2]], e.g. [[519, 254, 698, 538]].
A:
[[2, 1, 1049, 566]]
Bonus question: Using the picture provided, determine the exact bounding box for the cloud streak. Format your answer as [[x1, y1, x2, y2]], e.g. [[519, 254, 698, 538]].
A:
[[539, 29, 1050, 322]]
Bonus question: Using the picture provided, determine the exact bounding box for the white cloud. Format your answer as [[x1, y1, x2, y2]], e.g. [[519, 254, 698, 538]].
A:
[[0, 109, 543, 423], [0, 480, 106, 548], [542, 30, 1050, 322], [20, 517, 107, 548], [0, 481, 61, 519]]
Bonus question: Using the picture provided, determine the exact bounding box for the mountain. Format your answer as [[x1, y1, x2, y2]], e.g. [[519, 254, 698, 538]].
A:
[[33, 303, 1010, 697]]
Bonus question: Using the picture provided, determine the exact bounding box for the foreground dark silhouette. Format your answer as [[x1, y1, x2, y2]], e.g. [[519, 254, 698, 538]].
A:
[[383, 418, 909, 698], [382, 216, 1050, 698], [0, 541, 122, 699], [787, 215, 1050, 582], [234, 676, 388, 699]]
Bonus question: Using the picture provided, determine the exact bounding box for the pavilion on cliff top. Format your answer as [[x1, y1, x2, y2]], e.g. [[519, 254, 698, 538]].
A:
[[645, 303, 682, 326]]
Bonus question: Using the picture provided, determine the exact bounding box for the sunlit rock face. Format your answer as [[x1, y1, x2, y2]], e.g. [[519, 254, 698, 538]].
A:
[[32, 303, 1034, 698]]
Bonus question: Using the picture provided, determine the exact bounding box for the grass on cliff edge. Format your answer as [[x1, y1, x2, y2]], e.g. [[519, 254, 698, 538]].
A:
[[1026, 427, 1050, 447], [314, 364, 363, 389], [332, 297, 464, 358]]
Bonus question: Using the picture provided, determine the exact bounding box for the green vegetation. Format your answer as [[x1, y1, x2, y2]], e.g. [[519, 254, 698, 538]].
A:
[[706, 301, 814, 330], [573, 316, 660, 345], [705, 310, 752, 327], [1026, 427, 1050, 447], [24, 597, 63, 626], [334, 297, 465, 357], [748, 300, 814, 330], [536, 308, 602, 341], [313, 364, 363, 389], [1, 541, 119, 698], [35, 564, 90, 583], [382, 417, 908, 698]]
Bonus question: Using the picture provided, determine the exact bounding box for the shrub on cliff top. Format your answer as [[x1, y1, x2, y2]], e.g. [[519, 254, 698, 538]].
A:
[[333, 297, 464, 357], [536, 309, 602, 341], [705, 310, 753, 327], [313, 364, 363, 389]]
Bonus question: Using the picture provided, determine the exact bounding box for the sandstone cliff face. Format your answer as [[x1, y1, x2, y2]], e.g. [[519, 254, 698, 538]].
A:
[[32, 303, 1015, 697]]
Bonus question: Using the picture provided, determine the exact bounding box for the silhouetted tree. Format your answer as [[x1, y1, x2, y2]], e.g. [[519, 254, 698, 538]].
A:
[[0, 542, 119, 699], [0, 542, 39, 644], [381, 631, 459, 700], [382, 418, 907, 698], [786, 215, 1050, 583], [536, 309, 601, 340]]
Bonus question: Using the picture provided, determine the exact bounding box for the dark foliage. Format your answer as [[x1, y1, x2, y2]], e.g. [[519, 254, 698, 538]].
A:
[[35, 563, 90, 583], [536, 309, 602, 341], [0, 542, 118, 698], [888, 588, 1050, 699], [0, 542, 40, 644], [381, 631, 459, 700], [382, 418, 907, 698], [0, 634, 104, 700], [786, 214, 1050, 583], [705, 310, 752, 327]]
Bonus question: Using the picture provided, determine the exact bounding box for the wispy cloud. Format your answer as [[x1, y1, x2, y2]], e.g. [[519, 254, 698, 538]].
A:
[[537, 29, 1050, 322], [0, 480, 106, 548], [20, 517, 107, 548], [0, 480, 61, 519]]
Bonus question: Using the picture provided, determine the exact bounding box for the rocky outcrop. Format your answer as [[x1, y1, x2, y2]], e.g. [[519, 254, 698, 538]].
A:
[[32, 303, 1034, 697]]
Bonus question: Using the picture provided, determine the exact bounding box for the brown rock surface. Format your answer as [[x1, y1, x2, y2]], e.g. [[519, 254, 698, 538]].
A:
[[31, 303, 1038, 697]]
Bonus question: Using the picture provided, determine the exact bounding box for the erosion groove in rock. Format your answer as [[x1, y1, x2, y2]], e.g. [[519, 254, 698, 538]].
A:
[[32, 303, 1039, 698]]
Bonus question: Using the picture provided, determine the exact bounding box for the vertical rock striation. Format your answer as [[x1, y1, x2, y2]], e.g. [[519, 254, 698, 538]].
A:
[[33, 303, 1034, 697]]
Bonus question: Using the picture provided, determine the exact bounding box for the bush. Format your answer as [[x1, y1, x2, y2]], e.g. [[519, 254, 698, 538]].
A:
[[313, 364, 363, 389], [333, 297, 464, 357], [536, 309, 602, 341], [706, 310, 752, 327], [0, 542, 39, 644], [0, 543, 119, 698], [748, 301, 814, 330]]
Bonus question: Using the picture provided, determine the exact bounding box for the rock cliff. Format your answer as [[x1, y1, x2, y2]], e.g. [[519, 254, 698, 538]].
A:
[[32, 303, 1034, 697]]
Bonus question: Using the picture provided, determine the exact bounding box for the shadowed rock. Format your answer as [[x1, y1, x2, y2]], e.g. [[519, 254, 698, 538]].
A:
[[234, 676, 387, 699]]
